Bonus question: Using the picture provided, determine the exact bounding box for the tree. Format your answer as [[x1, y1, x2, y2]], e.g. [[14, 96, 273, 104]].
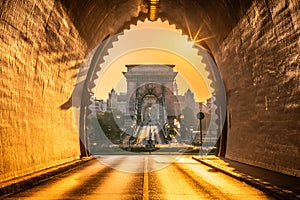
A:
[[96, 111, 122, 143]]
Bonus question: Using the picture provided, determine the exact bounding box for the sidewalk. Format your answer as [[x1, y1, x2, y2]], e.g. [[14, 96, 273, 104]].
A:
[[192, 155, 300, 200], [0, 156, 95, 198]]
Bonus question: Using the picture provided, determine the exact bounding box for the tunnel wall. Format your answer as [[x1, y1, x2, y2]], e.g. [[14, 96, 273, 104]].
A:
[[0, 0, 298, 182], [214, 0, 299, 176], [0, 0, 86, 182]]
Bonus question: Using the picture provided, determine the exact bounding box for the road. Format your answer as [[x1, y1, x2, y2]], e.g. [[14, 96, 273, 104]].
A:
[[5, 155, 274, 200]]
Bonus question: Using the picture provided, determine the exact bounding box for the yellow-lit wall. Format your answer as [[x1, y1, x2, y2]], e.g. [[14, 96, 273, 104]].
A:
[[0, 1, 85, 182]]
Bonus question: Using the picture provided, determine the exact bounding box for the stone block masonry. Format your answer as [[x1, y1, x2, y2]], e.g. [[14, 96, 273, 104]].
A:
[[214, 0, 299, 176], [0, 0, 87, 182]]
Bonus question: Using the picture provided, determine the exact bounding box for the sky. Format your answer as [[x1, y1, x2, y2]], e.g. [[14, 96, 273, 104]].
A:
[[94, 19, 212, 102]]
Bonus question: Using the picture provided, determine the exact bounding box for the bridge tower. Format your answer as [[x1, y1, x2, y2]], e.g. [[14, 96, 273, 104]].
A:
[[123, 64, 180, 144]]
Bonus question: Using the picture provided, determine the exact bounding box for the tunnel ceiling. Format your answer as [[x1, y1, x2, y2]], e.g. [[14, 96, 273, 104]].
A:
[[60, 0, 253, 52]]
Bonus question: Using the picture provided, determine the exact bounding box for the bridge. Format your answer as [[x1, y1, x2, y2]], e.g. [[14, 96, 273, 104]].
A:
[[0, 0, 299, 198]]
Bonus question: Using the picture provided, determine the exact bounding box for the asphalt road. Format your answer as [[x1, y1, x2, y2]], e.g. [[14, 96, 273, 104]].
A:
[[5, 155, 275, 200]]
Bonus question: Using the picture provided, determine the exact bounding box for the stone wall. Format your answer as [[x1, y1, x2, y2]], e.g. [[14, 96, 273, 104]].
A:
[[0, 0, 86, 182], [214, 0, 299, 176]]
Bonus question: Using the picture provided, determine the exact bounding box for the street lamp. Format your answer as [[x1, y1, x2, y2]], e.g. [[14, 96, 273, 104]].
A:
[[197, 112, 205, 156], [108, 126, 111, 142], [190, 127, 193, 144], [115, 115, 121, 144]]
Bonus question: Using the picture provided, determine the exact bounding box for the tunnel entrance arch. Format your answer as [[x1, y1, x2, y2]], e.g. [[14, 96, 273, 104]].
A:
[[74, 18, 227, 158]]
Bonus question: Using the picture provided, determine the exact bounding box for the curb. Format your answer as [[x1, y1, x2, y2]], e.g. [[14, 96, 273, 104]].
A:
[[0, 156, 95, 198], [192, 156, 300, 200]]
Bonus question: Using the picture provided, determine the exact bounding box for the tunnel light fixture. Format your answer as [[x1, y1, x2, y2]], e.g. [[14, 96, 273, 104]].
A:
[[149, 0, 159, 21], [150, 0, 159, 4]]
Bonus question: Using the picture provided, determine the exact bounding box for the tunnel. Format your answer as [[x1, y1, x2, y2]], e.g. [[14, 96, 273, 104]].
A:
[[0, 0, 299, 184]]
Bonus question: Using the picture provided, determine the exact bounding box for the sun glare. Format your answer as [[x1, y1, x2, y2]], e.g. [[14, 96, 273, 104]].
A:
[[184, 16, 214, 51], [95, 18, 214, 102]]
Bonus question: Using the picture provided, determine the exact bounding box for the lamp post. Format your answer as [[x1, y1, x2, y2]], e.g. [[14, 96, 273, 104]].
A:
[[190, 127, 193, 144], [197, 112, 205, 156], [108, 126, 111, 142], [116, 115, 121, 143]]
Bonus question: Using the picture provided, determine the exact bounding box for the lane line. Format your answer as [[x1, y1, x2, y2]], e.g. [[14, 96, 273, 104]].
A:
[[143, 156, 149, 200]]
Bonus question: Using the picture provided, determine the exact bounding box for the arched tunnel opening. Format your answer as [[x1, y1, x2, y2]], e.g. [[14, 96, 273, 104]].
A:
[[77, 18, 227, 157], [0, 0, 299, 184]]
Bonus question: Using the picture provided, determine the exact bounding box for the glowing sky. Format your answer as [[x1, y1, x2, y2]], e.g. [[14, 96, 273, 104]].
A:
[[96, 49, 210, 101], [94, 19, 212, 102]]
